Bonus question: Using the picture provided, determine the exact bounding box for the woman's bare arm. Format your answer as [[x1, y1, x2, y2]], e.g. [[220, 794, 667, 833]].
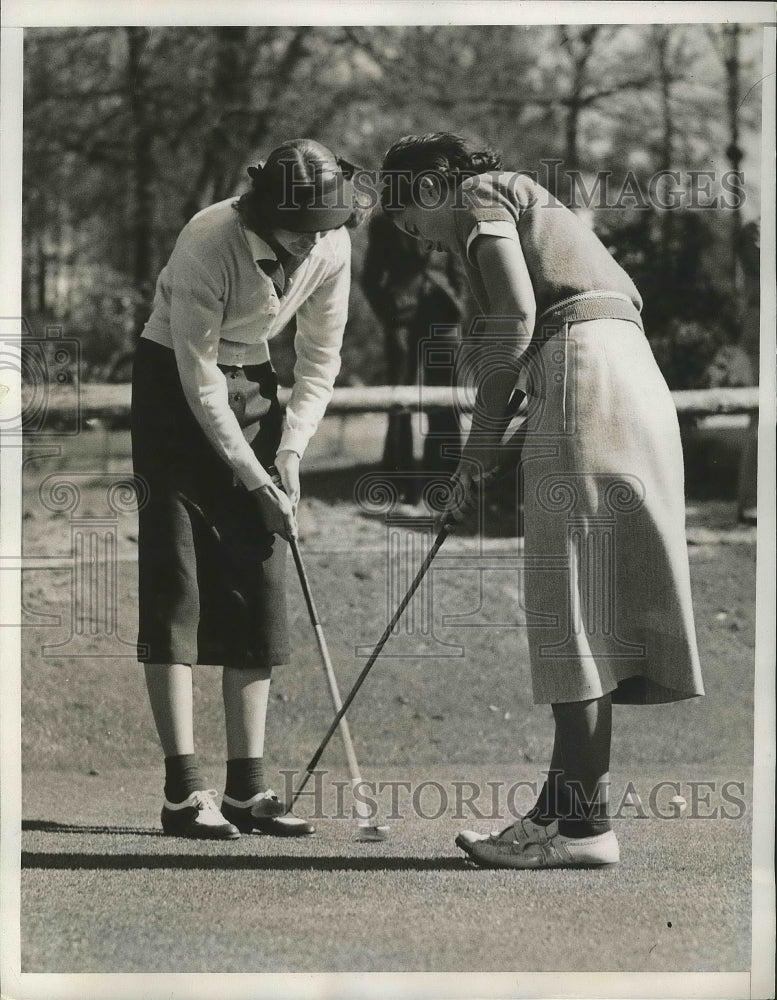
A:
[[459, 233, 536, 471]]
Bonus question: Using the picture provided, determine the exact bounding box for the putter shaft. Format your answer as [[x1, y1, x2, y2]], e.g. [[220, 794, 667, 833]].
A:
[[289, 538, 364, 782], [289, 526, 448, 810], [289, 536, 375, 826]]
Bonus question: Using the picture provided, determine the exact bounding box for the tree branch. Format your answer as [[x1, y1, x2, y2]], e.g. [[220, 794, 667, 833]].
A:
[[341, 26, 392, 74]]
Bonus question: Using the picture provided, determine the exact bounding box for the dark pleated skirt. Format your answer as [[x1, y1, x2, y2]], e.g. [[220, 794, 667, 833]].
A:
[[131, 338, 289, 667]]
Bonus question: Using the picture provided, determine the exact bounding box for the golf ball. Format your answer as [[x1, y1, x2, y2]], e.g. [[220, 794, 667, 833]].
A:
[[669, 794, 687, 816]]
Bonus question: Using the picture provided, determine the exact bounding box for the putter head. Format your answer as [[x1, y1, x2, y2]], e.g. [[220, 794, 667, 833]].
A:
[[355, 823, 390, 842]]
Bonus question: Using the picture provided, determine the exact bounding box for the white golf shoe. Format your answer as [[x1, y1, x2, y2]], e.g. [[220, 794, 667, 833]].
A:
[[161, 789, 240, 840], [221, 789, 315, 837], [466, 827, 620, 869]]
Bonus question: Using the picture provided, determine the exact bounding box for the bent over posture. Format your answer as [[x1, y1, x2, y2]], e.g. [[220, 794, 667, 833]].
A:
[[380, 132, 704, 869], [132, 139, 356, 839]]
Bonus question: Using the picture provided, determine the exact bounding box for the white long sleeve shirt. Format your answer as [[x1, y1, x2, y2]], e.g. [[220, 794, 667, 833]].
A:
[[141, 199, 351, 490]]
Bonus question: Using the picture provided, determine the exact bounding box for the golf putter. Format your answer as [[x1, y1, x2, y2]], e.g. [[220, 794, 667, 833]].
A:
[[288, 532, 389, 841], [286, 389, 523, 813], [288, 524, 449, 813], [267, 466, 388, 840]]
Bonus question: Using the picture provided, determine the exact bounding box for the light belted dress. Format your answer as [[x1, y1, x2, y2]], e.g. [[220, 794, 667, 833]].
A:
[[451, 172, 704, 705]]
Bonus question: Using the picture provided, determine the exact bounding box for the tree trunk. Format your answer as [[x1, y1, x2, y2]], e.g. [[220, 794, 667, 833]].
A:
[[654, 26, 675, 263], [36, 236, 46, 315], [126, 27, 156, 338], [558, 26, 599, 207], [566, 100, 580, 182], [722, 24, 743, 302], [182, 27, 250, 221], [180, 27, 313, 224]]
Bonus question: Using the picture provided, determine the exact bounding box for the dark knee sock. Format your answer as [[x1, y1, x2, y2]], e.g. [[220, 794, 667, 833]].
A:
[[224, 757, 266, 801], [527, 770, 570, 826], [164, 754, 203, 803], [558, 781, 611, 838]]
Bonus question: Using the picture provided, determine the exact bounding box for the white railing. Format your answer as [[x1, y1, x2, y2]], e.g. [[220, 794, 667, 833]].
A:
[[38, 383, 762, 423]]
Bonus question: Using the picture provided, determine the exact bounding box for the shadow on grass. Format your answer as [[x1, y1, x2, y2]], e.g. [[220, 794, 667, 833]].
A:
[[302, 427, 745, 535], [22, 821, 472, 871], [23, 820, 163, 836], [22, 851, 468, 872], [304, 462, 522, 538]]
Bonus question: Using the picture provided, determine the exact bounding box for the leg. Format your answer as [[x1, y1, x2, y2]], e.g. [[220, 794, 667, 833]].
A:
[[221, 664, 315, 837], [549, 725, 564, 776], [144, 662, 195, 756], [524, 723, 566, 825], [737, 414, 758, 523], [461, 696, 619, 867], [456, 710, 565, 855], [381, 323, 406, 471], [551, 693, 612, 835], [144, 662, 239, 839], [222, 663, 272, 759]]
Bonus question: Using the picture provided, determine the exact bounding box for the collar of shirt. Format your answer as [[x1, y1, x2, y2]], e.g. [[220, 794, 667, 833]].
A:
[[242, 225, 278, 268], [240, 224, 287, 295]]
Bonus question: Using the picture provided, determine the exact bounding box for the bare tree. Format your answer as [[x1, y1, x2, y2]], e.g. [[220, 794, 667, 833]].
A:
[[652, 25, 683, 260], [557, 25, 602, 177], [180, 27, 319, 221], [708, 24, 746, 300], [126, 28, 156, 334]]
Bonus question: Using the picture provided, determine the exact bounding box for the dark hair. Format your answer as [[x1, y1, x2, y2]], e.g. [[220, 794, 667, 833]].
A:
[[234, 138, 356, 233], [380, 132, 502, 213]]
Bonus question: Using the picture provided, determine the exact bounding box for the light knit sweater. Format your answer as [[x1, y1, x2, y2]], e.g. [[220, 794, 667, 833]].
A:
[[141, 199, 351, 490]]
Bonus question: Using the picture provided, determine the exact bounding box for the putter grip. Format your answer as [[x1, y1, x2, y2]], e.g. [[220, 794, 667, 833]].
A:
[[263, 464, 298, 539], [267, 464, 284, 490]]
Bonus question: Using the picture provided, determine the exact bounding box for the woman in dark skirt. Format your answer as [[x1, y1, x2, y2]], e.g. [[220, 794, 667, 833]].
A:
[[132, 139, 356, 839], [380, 133, 704, 869]]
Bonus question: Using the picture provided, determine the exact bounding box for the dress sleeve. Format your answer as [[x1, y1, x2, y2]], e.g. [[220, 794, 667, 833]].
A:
[[167, 248, 272, 490], [449, 178, 522, 311], [464, 220, 520, 266], [279, 234, 351, 457]]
